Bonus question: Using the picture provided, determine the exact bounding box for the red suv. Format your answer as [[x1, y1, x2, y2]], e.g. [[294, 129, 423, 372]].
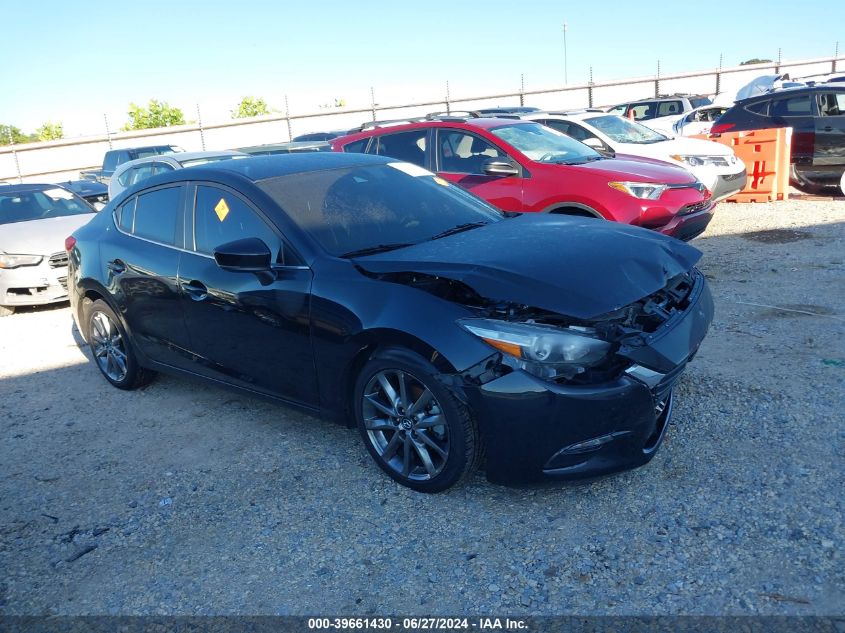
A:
[[331, 116, 714, 241]]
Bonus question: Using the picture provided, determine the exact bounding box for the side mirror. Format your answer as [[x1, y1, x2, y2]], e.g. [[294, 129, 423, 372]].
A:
[[582, 137, 616, 158], [213, 237, 272, 272], [482, 157, 519, 177]]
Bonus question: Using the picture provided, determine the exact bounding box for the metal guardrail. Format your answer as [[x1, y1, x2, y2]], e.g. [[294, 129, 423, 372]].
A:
[[2, 54, 843, 181]]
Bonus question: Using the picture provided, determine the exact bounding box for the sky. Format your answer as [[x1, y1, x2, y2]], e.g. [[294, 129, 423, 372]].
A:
[[1, 0, 843, 136]]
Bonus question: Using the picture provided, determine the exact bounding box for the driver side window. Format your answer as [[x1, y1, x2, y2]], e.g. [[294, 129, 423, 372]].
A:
[[437, 131, 504, 175], [192, 185, 282, 262]]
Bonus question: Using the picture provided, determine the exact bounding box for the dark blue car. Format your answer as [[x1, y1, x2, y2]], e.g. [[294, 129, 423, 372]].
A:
[[67, 153, 712, 492]]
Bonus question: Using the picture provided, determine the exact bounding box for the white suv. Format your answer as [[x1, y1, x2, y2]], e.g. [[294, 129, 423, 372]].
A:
[[524, 111, 747, 202]]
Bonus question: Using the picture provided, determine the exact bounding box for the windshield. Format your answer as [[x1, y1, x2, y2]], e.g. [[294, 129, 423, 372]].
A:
[[0, 187, 93, 225], [584, 115, 668, 144], [490, 122, 600, 164], [258, 163, 503, 257]]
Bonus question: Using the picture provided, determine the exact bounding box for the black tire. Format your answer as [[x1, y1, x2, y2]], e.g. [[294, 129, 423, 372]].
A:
[[85, 299, 154, 390], [0, 305, 14, 317], [353, 347, 481, 493]]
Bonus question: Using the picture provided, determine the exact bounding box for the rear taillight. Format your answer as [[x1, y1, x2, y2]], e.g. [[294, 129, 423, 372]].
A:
[[65, 236, 76, 251], [710, 123, 735, 134]]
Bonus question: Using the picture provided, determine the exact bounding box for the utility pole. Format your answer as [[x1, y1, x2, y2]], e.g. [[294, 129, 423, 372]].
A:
[[562, 22, 569, 85]]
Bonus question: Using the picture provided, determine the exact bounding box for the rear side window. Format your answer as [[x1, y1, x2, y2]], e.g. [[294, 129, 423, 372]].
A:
[[630, 102, 655, 120], [770, 95, 812, 117], [366, 130, 427, 167], [342, 138, 370, 153], [656, 101, 683, 116], [117, 198, 136, 232], [103, 151, 128, 172], [193, 185, 280, 260], [132, 186, 181, 245], [745, 101, 769, 115]]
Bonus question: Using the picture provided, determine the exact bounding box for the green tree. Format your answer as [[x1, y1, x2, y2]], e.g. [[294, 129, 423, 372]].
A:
[[740, 58, 773, 65], [36, 121, 64, 141], [122, 99, 186, 130], [0, 123, 33, 145], [231, 96, 270, 118]]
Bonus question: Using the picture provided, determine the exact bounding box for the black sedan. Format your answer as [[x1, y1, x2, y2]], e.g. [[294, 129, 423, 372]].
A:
[[67, 153, 713, 492]]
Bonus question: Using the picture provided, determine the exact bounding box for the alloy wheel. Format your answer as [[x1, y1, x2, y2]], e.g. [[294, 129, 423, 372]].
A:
[[361, 369, 450, 481], [90, 311, 128, 383]]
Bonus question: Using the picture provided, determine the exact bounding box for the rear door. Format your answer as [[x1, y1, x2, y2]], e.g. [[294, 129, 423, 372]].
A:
[[107, 184, 193, 367], [433, 128, 524, 211], [176, 182, 318, 405], [364, 129, 430, 169], [814, 90, 845, 166], [767, 93, 816, 167]]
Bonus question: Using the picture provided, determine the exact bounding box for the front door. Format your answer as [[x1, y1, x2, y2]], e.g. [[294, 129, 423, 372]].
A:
[[434, 129, 524, 211], [176, 183, 318, 406], [814, 90, 845, 167]]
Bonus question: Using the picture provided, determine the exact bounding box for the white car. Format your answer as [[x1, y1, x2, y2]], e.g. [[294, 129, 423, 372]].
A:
[[524, 111, 747, 201], [109, 150, 248, 199], [672, 105, 731, 136]]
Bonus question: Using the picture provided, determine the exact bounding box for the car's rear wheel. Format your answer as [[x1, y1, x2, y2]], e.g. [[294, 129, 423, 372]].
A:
[[85, 299, 154, 390], [354, 348, 480, 492]]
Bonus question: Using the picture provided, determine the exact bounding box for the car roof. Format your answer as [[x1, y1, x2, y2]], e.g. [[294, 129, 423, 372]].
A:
[[115, 145, 179, 152], [531, 110, 610, 121], [0, 183, 71, 194], [337, 117, 536, 143], [121, 152, 397, 190], [735, 83, 844, 104]]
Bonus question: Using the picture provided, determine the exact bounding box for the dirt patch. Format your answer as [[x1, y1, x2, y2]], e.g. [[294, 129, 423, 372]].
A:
[[760, 304, 839, 319], [740, 229, 814, 244]]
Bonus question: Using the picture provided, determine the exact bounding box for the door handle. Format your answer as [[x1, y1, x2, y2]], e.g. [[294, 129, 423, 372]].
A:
[[181, 280, 208, 301], [106, 259, 126, 274], [822, 126, 833, 131]]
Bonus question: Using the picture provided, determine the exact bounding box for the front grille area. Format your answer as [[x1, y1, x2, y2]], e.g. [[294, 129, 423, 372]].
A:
[[678, 199, 712, 216], [57, 276, 68, 291], [604, 271, 697, 335], [48, 252, 68, 268]]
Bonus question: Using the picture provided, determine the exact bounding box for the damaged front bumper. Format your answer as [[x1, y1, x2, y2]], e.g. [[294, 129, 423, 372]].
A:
[[461, 270, 714, 484]]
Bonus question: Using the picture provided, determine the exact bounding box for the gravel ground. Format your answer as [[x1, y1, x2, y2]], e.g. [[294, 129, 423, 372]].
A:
[[1, 199, 843, 616]]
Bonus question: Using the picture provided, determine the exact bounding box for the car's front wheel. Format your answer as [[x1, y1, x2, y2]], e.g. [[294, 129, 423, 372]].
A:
[[354, 348, 481, 492], [85, 299, 154, 390]]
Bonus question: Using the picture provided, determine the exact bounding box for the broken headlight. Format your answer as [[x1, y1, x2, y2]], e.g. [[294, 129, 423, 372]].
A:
[[459, 318, 611, 380]]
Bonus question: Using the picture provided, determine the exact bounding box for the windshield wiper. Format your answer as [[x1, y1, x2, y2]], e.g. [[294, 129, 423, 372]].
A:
[[340, 243, 414, 258], [558, 155, 604, 165], [429, 222, 490, 241]]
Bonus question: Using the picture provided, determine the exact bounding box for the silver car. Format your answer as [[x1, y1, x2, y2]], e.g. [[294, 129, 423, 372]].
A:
[[0, 184, 96, 316], [109, 150, 248, 199]]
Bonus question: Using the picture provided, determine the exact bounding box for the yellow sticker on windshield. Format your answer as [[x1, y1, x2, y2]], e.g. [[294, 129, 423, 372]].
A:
[[214, 198, 230, 221], [433, 177, 450, 187]]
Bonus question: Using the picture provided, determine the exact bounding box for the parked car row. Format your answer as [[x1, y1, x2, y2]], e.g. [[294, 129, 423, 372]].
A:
[[329, 112, 718, 241]]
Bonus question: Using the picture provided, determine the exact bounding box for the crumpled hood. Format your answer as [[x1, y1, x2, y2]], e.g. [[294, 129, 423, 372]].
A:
[[0, 214, 95, 255], [357, 214, 702, 320]]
